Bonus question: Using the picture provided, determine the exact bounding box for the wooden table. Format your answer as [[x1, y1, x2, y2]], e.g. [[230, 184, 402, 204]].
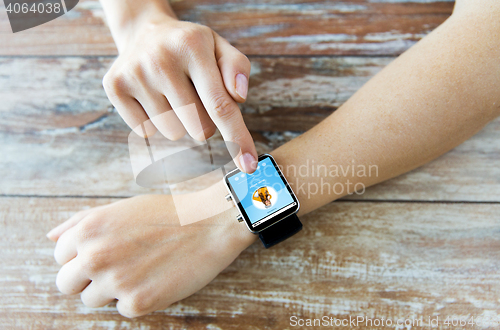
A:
[[2, 0, 500, 329]]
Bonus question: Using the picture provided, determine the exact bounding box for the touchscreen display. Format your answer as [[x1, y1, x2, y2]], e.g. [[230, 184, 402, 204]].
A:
[[225, 155, 298, 230]]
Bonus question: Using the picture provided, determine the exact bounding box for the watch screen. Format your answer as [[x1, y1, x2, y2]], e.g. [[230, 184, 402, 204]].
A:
[[225, 155, 299, 231]]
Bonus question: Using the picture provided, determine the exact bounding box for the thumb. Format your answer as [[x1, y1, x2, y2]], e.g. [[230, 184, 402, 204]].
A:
[[214, 33, 251, 103]]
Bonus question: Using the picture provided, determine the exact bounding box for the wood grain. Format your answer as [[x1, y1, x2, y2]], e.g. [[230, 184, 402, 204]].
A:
[[2, 1, 499, 328], [1, 56, 499, 200], [1, 197, 499, 329], [0, 0, 454, 56]]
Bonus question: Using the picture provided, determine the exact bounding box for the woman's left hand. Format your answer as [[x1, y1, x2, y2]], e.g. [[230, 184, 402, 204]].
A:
[[47, 193, 255, 318]]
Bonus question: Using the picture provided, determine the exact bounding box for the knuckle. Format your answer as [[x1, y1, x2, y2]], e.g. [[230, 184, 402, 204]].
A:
[[119, 292, 153, 318], [117, 301, 138, 318], [80, 289, 99, 308], [173, 25, 211, 54], [102, 71, 127, 99], [75, 215, 101, 243], [80, 294, 91, 307], [130, 291, 153, 315], [55, 271, 69, 294], [55, 266, 81, 295], [79, 245, 106, 276], [210, 92, 237, 120], [53, 235, 69, 265], [237, 52, 251, 69], [81, 296, 99, 309]]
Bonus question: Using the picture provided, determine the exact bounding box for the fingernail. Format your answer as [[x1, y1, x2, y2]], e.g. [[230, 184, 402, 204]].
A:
[[239, 152, 257, 173], [235, 73, 248, 100]]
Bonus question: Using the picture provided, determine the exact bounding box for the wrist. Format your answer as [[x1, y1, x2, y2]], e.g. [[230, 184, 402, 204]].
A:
[[174, 176, 257, 251], [103, 2, 178, 53], [218, 203, 259, 252], [202, 179, 258, 250]]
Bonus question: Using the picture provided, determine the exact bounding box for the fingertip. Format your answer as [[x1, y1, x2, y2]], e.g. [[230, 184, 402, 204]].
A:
[[169, 130, 187, 141], [157, 124, 187, 141], [46, 233, 57, 242], [46, 227, 61, 242], [239, 152, 258, 174], [132, 121, 157, 139]]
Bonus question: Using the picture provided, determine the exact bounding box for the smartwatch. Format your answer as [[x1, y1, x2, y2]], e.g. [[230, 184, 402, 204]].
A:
[[223, 154, 302, 248]]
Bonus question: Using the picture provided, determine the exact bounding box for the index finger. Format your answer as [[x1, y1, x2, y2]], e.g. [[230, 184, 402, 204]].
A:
[[187, 58, 258, 173]]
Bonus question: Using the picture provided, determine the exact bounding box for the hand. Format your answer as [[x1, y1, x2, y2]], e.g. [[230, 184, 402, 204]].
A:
[[102, 11, 258, 173], [46, 193, 256, 318]]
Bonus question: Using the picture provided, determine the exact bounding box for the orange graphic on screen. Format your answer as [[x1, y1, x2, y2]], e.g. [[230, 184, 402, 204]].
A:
[[253, 187, 272, 208]]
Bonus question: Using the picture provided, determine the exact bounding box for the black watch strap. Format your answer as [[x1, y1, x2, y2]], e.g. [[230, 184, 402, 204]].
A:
[[258, 214, 302, 248]]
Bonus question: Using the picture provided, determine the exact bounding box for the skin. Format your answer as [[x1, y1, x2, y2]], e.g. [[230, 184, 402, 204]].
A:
[[47, 0, 500, 319], [99, 0, 258, 173]]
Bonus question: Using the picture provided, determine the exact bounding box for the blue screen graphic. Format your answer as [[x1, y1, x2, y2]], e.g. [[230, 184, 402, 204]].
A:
[[228, 158, 294, 225]]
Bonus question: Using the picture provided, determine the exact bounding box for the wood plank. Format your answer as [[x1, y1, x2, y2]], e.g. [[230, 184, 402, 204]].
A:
[[0, 56, 384, 133], [1, 197, 499, 329], [0, 0, 454, 56], [1, 56, 499, 200]]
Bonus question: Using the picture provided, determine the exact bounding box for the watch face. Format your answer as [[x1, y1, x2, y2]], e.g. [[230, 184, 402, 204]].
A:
[[224, 154, 299, 232]]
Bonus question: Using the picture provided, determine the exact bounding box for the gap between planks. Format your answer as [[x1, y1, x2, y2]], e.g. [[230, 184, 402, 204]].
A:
[[0, 194, 498, 204], [0, 54, 399, 59]]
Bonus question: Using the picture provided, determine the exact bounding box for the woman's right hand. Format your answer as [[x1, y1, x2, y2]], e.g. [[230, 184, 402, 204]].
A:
[[102, 10, 258, 173]]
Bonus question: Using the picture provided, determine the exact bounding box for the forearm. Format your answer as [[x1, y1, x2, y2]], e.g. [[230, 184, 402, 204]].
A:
[[271, 5, 500, 215], [211, 3, 500, 245], [99, 0, 177, 52]]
